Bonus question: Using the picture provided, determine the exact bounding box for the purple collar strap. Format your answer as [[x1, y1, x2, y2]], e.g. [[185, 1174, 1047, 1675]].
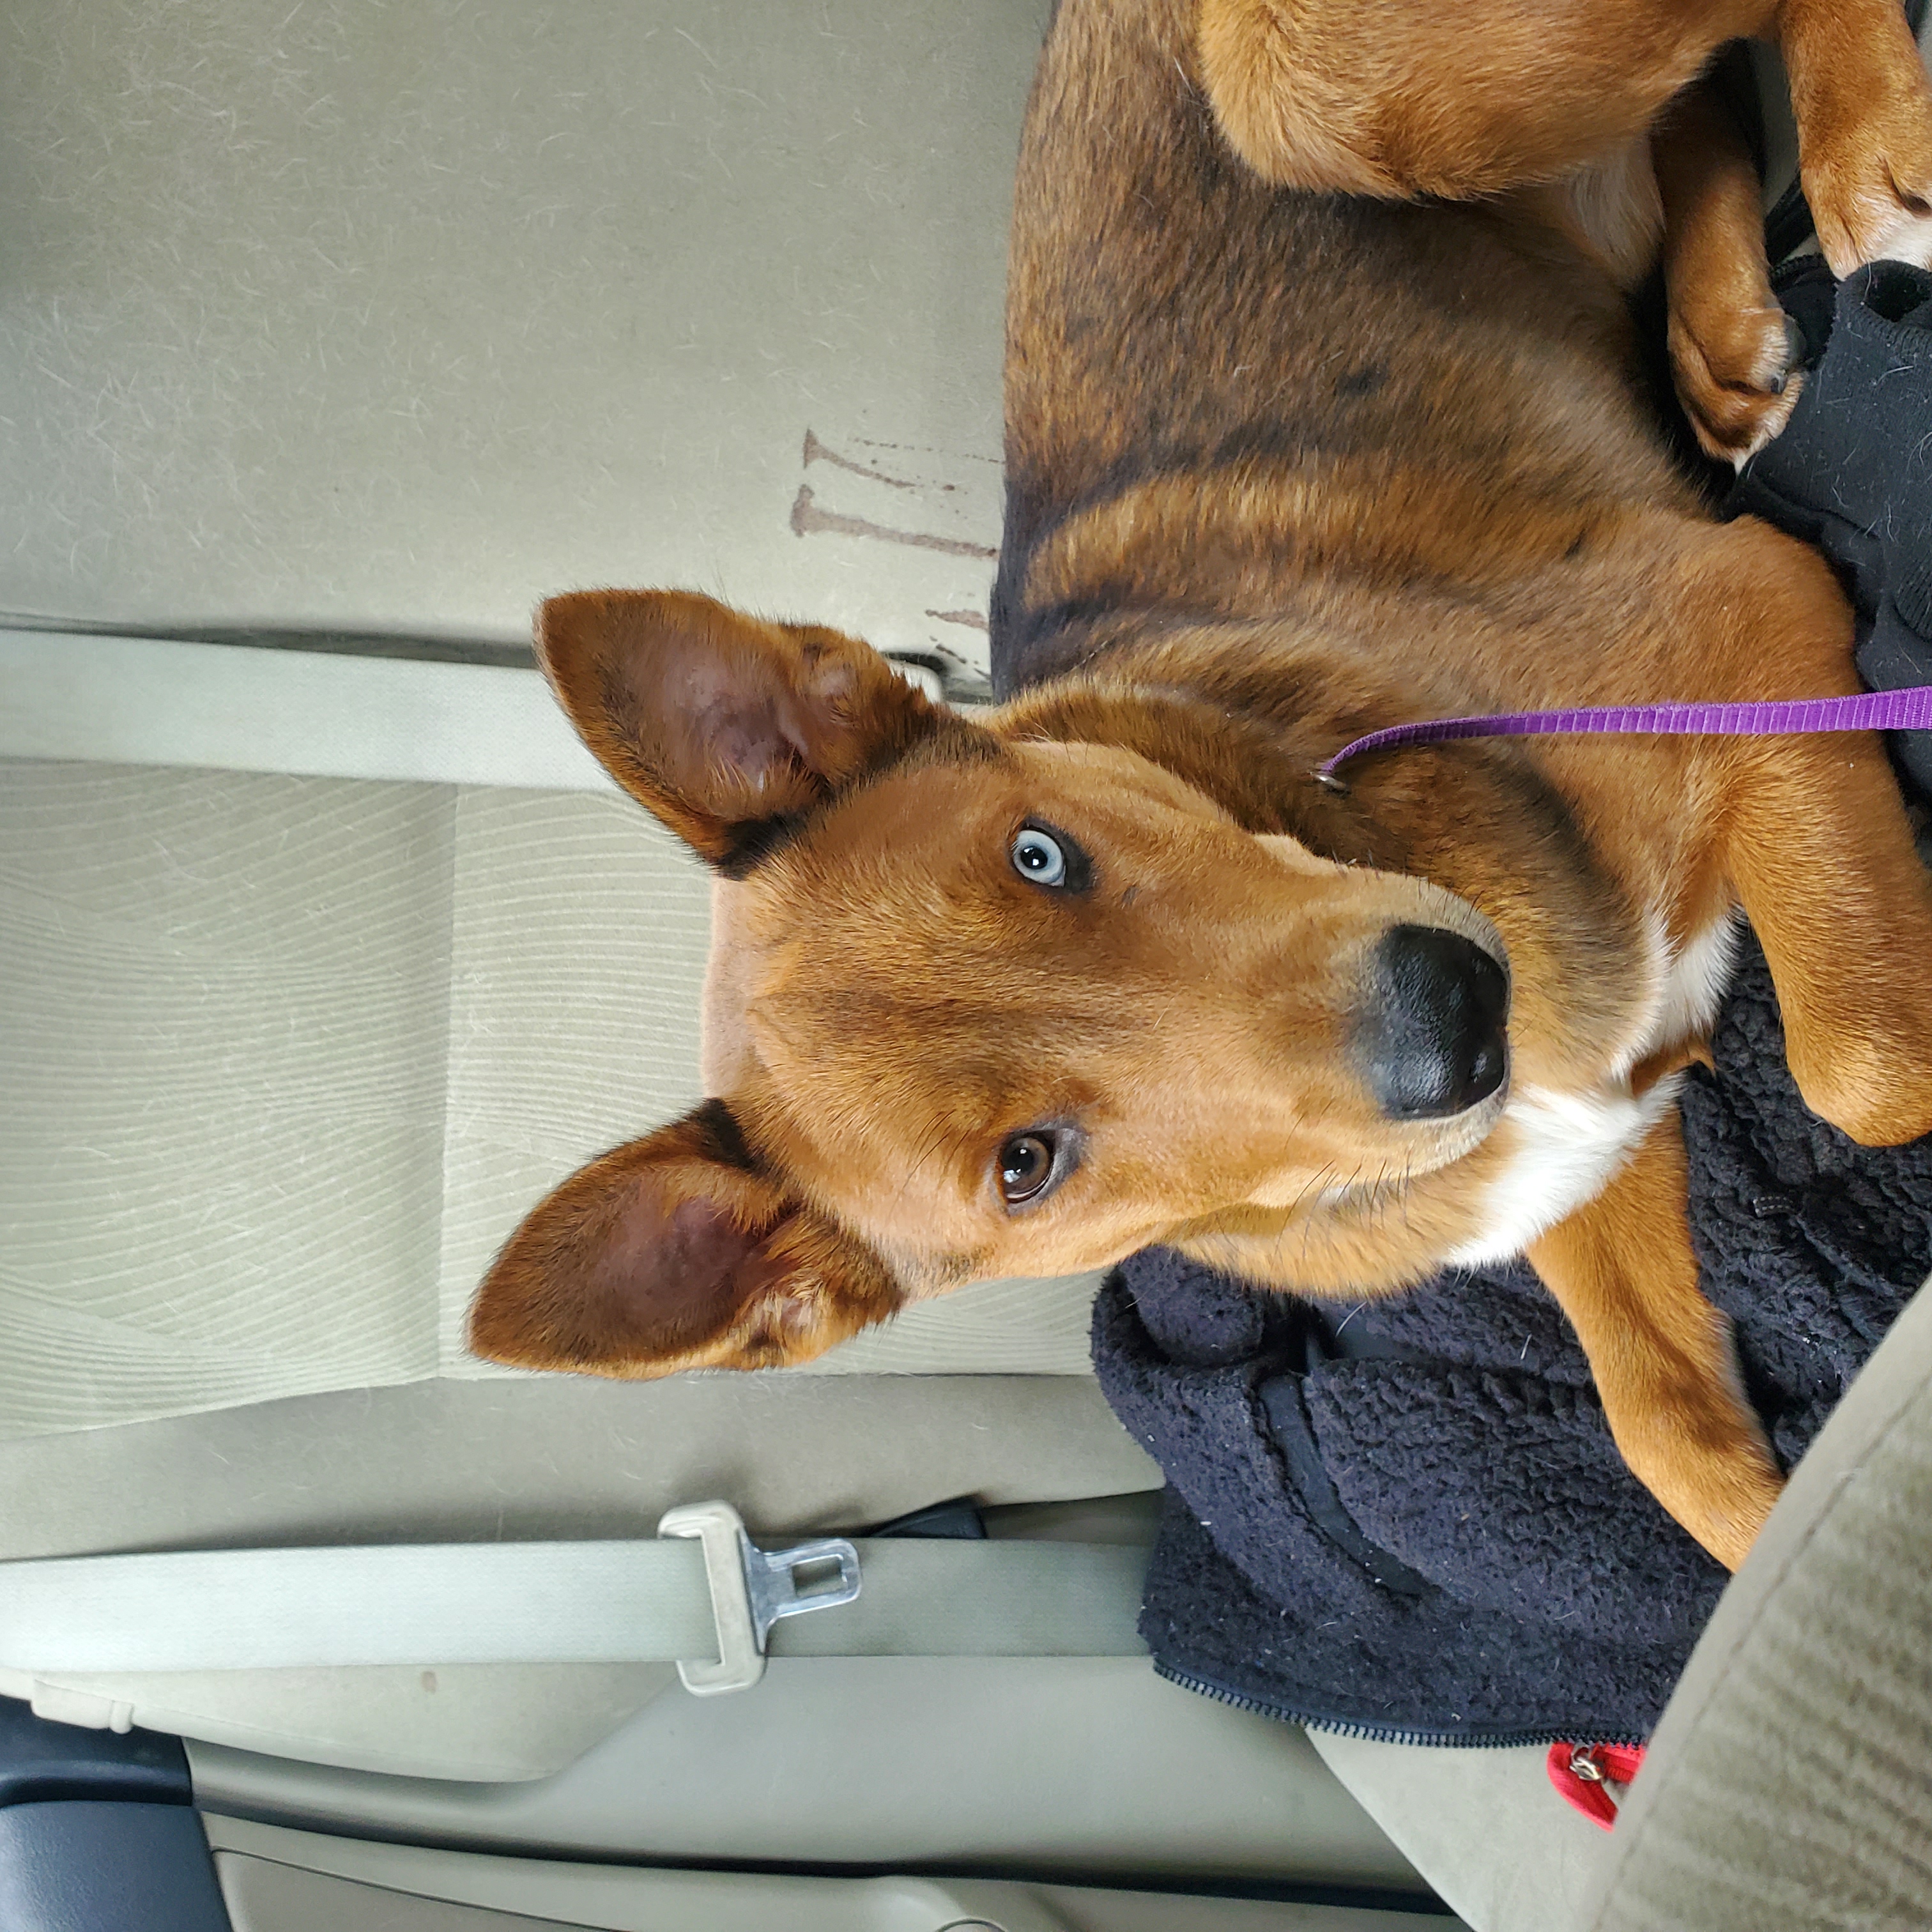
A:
[[1317, 684, 1932, 784]]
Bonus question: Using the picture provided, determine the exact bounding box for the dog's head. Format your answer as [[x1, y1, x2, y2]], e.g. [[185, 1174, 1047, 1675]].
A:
[[469, 590, 1514, 1377]]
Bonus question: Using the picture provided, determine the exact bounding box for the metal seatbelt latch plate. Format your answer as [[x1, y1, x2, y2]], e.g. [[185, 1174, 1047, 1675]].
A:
[[656, 1499, 861, 1694]]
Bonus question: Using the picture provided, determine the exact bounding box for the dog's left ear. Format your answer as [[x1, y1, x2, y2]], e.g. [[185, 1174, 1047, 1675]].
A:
[[537, 588, 944, 872], [467, 1101, 905, 1377]]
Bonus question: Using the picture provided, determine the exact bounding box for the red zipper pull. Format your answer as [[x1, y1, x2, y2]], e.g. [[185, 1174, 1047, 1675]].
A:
[[1547, 1740, 1646, 1829]]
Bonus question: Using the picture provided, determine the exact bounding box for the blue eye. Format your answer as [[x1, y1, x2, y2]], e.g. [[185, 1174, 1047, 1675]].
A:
[[1011, 826, 1068, 887]]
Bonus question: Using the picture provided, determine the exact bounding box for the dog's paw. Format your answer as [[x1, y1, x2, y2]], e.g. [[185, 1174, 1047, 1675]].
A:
[[1803, 93, 1932, 277], [1667, 301, 1805, 468]]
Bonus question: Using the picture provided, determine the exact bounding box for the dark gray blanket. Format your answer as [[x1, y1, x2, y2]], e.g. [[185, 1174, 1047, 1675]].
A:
[[1087, 263, 1932, 1747]]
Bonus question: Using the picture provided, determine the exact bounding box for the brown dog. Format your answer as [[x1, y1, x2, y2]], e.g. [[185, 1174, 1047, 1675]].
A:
[[471, 0, 1932, 1571]]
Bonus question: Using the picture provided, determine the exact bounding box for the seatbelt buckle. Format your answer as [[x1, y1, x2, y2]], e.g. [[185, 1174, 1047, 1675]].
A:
[[656, 1499, 861, 1694]]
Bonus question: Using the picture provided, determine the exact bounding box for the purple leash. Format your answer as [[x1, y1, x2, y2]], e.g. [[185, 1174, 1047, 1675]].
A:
[[1317, 684, 1932, 783]]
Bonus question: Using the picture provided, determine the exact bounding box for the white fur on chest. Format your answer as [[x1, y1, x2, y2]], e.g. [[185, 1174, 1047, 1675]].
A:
[[1446, 912, 1740, 1266]]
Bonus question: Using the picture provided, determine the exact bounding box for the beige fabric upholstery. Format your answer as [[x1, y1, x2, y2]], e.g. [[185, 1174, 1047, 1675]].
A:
[[0, 756, 1101, 1443]]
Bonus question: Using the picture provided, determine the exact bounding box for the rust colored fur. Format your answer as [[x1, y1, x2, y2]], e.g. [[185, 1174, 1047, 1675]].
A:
[[473, 0, 1932, 1570]]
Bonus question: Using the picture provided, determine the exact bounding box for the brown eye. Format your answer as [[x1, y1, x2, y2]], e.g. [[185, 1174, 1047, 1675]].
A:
[[998, 1131, 1059, 1206]]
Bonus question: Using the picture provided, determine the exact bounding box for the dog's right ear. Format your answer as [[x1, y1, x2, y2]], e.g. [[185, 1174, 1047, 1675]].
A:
[[468, 1100, 906, 1377], [537, 589, 945, 873]]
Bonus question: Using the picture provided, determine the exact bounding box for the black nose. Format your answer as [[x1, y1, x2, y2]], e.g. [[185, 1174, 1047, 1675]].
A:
[[1356, 924, 1509, 1121]]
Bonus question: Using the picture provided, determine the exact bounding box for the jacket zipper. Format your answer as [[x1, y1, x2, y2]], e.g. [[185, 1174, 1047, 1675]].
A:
[[1154, 1660, 1648, 1753]]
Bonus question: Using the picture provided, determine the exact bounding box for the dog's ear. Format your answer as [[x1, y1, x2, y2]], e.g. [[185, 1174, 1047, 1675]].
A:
[[536, 589, 944, 873], [468, 1100, 904, 1377]]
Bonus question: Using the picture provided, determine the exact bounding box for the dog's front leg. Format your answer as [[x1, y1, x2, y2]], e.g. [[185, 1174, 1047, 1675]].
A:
[[1526, 1108, 1783, 1572], [1721, 726, 1932, 1149], [1653, 75, 1805, 465], [1657, 518, 1932, 1148], [1777, 0, 1932, 278]]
